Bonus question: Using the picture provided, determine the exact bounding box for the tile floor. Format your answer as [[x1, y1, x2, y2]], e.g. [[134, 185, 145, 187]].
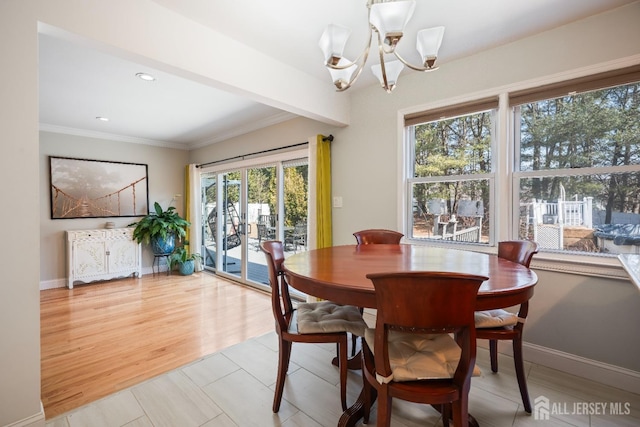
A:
[[45, 331, 640, 427]]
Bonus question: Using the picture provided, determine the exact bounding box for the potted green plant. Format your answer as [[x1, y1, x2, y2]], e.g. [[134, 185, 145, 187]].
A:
[[129, 202, 190, 255], [168, 243, 202, 275]]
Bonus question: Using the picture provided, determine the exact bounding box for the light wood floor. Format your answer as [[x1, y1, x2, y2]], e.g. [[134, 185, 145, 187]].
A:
[[42, 272, 640, 426], [40, 271, 275, 419]]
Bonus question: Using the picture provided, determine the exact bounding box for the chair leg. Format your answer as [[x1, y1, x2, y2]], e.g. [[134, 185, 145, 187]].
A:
[[441, 403, 451, 427], [376, 387, 392, 427], [513, 334, 532, 413], [338, 341, 348, 411], [351, 333, 358, 357], [362, 378, 372, 424], [489, 339, 499, 373], [362, 344, 373, 424], [352, 307, 364, 356], [273, 338, 292, 413], [452, 398, 470, 427]]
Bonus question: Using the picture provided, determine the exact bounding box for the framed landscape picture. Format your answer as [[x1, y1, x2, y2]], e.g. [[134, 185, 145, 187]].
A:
[[49, 156, 149, 219]]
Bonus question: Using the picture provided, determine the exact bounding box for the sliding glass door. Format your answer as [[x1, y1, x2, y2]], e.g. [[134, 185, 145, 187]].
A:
[[283, 160, 309, 254], [246, 165, 277, 285], [199, 150, 308, 291], [201, 171, 244, 278]]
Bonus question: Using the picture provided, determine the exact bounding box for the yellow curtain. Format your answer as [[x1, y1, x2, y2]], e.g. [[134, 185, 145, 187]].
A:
[[185, 164, 202, 271], [316, 134, 332, 248]]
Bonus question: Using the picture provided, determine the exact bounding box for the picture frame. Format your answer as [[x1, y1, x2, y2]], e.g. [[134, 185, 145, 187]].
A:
[[49, 156, 149, 219]]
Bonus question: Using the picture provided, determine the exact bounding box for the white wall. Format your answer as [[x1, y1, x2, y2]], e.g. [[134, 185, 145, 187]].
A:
[[189, 116, 341, 164], [0, 2, 42, 425], [40, 132, 189, 285]]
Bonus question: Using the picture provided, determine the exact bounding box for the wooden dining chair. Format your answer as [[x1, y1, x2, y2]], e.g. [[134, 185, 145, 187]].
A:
[[260, 241, 366, 412], [353, 228, 404, 245], [351, 228, 404, 354], [474, 240, 539, 413], [361, 271, 488, 427]]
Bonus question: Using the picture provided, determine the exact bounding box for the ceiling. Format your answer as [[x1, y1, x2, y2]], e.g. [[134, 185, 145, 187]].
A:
[[38, 0, 635, 149]]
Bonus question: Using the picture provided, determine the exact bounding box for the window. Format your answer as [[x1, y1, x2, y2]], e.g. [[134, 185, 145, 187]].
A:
[[406, 98, 498, 245], [513, 67, 640, 255], [404, 64, 640, 261]]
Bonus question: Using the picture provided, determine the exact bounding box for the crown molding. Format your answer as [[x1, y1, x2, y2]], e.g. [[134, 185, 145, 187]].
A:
[[39, 123, 190, 150]]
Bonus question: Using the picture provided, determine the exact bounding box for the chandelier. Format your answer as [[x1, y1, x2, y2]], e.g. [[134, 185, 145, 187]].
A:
[[319, 0, 445, 93]]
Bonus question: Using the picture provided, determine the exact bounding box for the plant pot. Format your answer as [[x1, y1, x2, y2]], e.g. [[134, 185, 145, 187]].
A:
[[178, 259, 195, 275], [150, 233, 176, 255], [194, 256, 203, 272]]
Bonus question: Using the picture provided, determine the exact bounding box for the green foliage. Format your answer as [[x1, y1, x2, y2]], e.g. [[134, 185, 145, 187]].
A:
[[202, 164, 308, 231], [283, 165, 308, 227], [413, 111, 492, 213], [518, 83, 640, 219], [248, 167, 275, 209], [411, 82, 640, 223], [168, 242, 202, 270], [128, 202, 190, 244]]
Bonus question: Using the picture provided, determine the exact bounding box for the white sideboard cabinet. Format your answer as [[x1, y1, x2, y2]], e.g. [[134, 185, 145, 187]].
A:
[[67, 228, 142, 289]]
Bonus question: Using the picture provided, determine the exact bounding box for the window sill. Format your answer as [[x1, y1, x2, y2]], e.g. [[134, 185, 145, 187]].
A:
[[531, 252, 629, 280], [406, 238, 629, 280]]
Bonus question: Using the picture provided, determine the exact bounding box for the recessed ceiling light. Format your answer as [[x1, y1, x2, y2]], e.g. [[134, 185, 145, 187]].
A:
[[136, 72, 156, 81], [96, 116, 109, 122]]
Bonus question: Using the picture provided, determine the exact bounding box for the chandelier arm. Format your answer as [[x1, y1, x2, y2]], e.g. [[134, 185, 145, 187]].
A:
[[332, 25, 375, 91], [392, 51, 439, 72], [335, 46, 369, 92], [337, 0, 384, 91], [376, 32, 391, 92], [326, 27, 373, 71]]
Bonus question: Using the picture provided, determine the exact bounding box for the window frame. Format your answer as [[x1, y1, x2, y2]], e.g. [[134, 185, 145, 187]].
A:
[[399, 61, 640, 279], [405, 103, 498, 246]]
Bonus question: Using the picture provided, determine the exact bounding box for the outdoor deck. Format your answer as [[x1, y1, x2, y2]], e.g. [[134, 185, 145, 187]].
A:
[[203, 237, 304, 287]]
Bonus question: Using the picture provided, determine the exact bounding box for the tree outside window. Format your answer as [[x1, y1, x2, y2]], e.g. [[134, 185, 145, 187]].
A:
[[515, 81, 640, 254]]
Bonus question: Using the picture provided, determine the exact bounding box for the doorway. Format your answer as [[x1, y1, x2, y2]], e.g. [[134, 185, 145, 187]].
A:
[[200, 150, 308, 292]]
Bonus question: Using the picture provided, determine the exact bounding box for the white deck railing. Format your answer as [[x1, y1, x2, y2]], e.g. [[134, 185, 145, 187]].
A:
[[528, 197, 593, 228], [524, 197, 593, 250]]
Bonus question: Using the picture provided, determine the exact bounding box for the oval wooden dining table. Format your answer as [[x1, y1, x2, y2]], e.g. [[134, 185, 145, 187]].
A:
[[283, 244, 539, 427]]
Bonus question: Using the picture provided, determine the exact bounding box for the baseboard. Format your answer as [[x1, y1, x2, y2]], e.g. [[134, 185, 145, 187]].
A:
[[483, 340, 640, 395], [3, 402, 45, 427], [39, 267, 161, 290], [39, 278, 65, 290]]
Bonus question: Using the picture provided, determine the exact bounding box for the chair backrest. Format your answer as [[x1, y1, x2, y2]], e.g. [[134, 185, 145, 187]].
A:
[[260, 240, 293, 333], [353, 229, 404, 245], [258, 214, 276, 228], [498, 240, 539, 268], [257, 223, 269, 239], [366, 271, 487, 385]]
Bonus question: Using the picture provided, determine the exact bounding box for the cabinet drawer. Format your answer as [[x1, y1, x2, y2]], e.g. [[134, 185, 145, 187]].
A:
[[67, 230, 107, 241], [105, 228, 135, 240]]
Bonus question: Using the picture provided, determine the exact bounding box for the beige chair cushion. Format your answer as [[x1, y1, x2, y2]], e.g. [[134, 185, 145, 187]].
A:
[[296, 301, 366, 336], [364, 328, 481, 383], [474, 309, 518, 328]]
